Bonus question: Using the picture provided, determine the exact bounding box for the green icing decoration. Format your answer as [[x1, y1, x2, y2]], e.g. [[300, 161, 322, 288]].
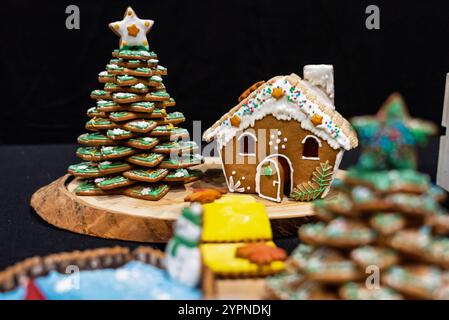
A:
[[131, 153, 163, 163], [110, 111, 129, 118], [132, 102, 153, 108], [155, 141, 178, 150], [79, 133, 109, 141], [135, 67, 151, 73], [171, 128, 188, 135], [133, 185, 169, 196], [87, 118, 113, 126], [77, 147, 101, 156], [153, 125, 171, 132], [167, 112, 184, 119], [75, 181, 100, 192], [107, 128, 131, 136], [106, 64, 124, 71], [372, 213, 403, 228], [97, 176, 129, 186], [68, 162, 99, 174], [262, 164, 273, 176], [117, 75, 135, 81], [91, 90, 107, 96], [150, 76, 162, 82], [128, 120, 154, 129], [98, 161, 127, 170], [131, 169, 166, 178], [351, 186, 374, 204], [346, 169, 429, 192], [151, 91, 169, 97], [161, 154, 202, 165], [350, 93, 436, 171], [113, 93, 136, 99], [101, 146, 132, 155], [290, 161, 333, 201], [97, 100, 116, 107], [131, 83, 148, 90]]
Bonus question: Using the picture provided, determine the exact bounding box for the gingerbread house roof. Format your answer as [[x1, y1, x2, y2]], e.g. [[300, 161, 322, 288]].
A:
[[203, 73, 358, 151]]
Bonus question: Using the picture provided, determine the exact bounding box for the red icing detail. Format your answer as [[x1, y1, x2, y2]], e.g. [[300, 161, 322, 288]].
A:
[[25, 280, 46, 300]]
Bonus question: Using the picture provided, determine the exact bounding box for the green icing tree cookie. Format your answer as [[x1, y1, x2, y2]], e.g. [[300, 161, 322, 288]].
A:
[[67, 7, 203, 201]]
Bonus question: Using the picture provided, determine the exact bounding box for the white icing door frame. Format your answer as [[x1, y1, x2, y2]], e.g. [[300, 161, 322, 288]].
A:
[[255, 154, 294, 202]]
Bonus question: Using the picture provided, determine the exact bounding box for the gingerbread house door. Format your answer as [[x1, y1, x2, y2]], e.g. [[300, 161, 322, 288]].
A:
[[255, 158, 284, 202]]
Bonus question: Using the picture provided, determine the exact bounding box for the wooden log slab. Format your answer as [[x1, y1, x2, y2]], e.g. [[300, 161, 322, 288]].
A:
[[31, 157, 343, 243]]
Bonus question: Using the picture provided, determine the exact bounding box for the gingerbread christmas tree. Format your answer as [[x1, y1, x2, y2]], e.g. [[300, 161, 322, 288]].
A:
[[267, 94, 449, 300], [68, 7, 202, 201]]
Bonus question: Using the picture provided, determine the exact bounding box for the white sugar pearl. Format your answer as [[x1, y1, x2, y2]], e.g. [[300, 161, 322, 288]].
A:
[[284, 137, 288, 142], [269, 141, 273, 146], [232, 171, 236, 175], [281, 145, 286, 149], [242, 176, 245, 180], [270, 135, 275, 139], [274, 146, 278, 150], [276, 139, 281, 144], [277, 131, 282, 136], [247, 186, 250, 190]]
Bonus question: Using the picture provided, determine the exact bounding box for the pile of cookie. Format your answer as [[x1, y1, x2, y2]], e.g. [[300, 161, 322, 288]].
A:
[[68, 47, 202, 200], [267, 169, 449, 299]]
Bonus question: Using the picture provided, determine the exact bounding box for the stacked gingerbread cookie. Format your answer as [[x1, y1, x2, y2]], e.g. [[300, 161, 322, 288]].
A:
[[267, 94, 449, 300], [68, 7, 202, 201], [267, 171, 449, 300]]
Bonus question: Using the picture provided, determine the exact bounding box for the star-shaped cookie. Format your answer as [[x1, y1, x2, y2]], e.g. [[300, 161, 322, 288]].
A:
[[109, 7, 154, 50], [351, 93, 437, 170]]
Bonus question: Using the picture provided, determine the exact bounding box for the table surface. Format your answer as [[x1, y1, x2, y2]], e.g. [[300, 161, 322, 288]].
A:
[[0, 141, 441, 270]]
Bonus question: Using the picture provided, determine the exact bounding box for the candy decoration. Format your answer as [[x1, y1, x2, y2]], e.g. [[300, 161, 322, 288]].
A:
[[311, 114, 323, 126], [230, 114, 241, 128], [271, 87, 284, 100], [290, 161, 333, 201]]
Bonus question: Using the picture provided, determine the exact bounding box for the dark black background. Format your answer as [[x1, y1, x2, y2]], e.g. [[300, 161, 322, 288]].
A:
[[1, 0, 448, 144]]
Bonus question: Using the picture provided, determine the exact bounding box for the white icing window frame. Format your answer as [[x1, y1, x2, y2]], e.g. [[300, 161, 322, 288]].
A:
[[301, 135, 322, 160], [237, 132, 257, 157]]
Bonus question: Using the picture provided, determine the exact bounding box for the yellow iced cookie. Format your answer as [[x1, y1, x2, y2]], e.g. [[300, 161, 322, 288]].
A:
[[202, 198, 272, 242], [201, 242, 285, 276], [214, 194, 257, 204]]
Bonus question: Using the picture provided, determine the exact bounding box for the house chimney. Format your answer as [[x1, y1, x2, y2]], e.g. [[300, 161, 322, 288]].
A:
[[303, 65, 334, 103]]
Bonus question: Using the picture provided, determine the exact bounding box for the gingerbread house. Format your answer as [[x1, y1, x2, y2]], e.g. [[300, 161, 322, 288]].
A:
[[203, 65, 358, 202]]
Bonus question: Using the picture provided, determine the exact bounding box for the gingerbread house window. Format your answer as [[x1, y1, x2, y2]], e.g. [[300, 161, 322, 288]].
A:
[[238, 132, 257, 156], [301, 135, 321, 160]]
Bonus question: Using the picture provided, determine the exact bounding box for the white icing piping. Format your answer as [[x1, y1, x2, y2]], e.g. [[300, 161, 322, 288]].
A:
[[206, 77, 352, 151], [237, 131, 257, 156], [301, 135, 323, 147], [254, 154, 294, 203], [255, 158, 282, 203], [237, 132, 258, 142]]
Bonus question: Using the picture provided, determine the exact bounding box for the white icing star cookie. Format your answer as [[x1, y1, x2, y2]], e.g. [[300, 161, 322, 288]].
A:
[[109, 7, 154, 50]]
